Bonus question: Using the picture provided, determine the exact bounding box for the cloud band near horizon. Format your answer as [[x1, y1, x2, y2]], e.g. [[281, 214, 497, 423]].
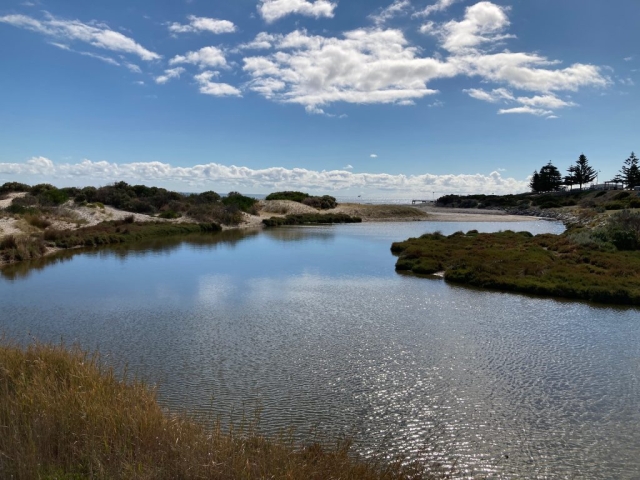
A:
[[0, 157, 528, 195]]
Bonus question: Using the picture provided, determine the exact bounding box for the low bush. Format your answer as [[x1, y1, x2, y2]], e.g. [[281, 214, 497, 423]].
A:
[[0, 182, 31, 195], [604, 202, 626, 210], [266, 191, 310, 203], [391, 228, 640, 305], [25, 214, 52, 229], [221, 191, 258, 214], [263, 213, 361, 227], [302, 195, 338, 210], [158, 211, 182, 219], [614, 191, 631, 200], [266, 191, 338, 209]]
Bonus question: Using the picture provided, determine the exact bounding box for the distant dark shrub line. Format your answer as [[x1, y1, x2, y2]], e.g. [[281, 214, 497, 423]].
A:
[[263, 213, 361, 227]]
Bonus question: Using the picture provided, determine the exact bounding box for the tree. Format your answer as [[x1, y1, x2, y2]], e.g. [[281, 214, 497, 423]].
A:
[[618, 152, 640, 189], [529, 170, 541, 192], [564, 165, 577, 190], [570, 154, 597, 190], [539, 162, 563, 192]]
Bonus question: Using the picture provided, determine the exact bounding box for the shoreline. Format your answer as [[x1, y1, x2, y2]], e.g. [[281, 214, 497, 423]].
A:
[[1, 199, 543, 268]]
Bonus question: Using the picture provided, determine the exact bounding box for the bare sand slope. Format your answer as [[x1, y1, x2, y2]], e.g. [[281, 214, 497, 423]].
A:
[[411, 204, 538, 222]]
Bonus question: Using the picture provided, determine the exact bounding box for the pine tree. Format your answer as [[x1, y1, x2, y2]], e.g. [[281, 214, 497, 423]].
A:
[[564, 165, 577, 190], [619, 152, 640, 189], [539, 162, 563, 192], [529, 170, 541, 192], [571, 154, 597, 190]]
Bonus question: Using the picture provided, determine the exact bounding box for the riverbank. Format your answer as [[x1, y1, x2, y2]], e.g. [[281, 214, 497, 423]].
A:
[[1, 181, 548, 267], [392, 208, 640, 305], [0, 341, 435, 480]]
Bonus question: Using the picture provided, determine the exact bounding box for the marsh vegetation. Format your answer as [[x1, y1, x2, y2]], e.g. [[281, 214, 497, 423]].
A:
[[0, 342, 436, 480], [392, 210, 640, 304]]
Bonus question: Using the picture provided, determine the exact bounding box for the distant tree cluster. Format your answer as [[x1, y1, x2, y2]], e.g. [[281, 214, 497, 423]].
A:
[[530, 152, 638, 193]]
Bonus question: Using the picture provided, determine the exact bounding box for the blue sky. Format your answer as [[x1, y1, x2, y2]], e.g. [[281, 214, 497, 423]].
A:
[[0, 0, 637, 196]]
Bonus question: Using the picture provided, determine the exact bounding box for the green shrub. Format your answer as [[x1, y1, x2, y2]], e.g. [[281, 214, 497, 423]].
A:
[[0, 182, 31, 194], [158, 211, 182, 219], [221, 192, 258, 214], [12, 195, 38, 207], [263, 213, 361, 227], [5, 204, 37, 215], [266, 191, 310, 202], [595, 191, 607, 198], [302, 195, 338, 210], [25, 214, 52, 229], [391, 229, 640, 305], [39, 188, 69, 206], [604, 202, 626, 210], [614, 191, 631, 200]]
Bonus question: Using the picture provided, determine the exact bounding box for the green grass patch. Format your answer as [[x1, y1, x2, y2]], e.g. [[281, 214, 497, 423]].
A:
[[392, 229, 640, 305], [263, 213, 362, 227], [43, 220, 222, 249]]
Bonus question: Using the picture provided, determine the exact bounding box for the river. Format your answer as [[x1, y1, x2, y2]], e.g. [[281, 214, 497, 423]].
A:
[[1, 220, 639, 479]]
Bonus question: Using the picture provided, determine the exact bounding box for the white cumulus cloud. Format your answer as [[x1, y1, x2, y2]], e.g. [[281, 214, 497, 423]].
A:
[[0, 157, 530, 195], [168, 15, 236, 35], [155, 67, 185, 84], [169, 46, 227, 69], [243, 28, 454, 112], [194, 71, 242, 97], [258, 0, 337, 23]]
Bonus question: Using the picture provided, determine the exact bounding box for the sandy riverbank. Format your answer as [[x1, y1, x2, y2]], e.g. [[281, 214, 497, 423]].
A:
[[410, 203, 540, 222], [0, 198, 540, 245]]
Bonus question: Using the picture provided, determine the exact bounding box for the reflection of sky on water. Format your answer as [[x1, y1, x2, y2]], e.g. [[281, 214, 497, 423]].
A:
[[1, 220, 639, 478]]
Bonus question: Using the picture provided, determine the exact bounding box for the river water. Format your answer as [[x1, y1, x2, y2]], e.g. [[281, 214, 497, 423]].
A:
[[1, 220, 639, 479]]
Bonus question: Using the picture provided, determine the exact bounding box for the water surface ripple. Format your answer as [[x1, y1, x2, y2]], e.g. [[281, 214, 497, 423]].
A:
[[1, 221, 639, 479]]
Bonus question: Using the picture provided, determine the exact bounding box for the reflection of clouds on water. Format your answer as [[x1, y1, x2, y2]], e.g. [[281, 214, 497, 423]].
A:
[[197, 274, 236, 307], [262, 226, 336, 243]]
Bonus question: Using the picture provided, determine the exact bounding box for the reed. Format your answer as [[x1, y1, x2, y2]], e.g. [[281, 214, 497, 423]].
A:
[[0, 342, 436, 480]]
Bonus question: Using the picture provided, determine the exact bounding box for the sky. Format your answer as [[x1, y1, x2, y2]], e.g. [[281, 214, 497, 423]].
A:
[[0, 0, 638, 197]]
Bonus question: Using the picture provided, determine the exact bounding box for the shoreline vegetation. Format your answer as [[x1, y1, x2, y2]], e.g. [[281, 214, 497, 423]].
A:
[[0, 183, 429, 267], [0, 342, 438, 480], [393, 189, 640, 305]]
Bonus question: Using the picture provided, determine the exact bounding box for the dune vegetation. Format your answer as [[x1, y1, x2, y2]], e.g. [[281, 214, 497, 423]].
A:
[[392, 210, 640, 305], [0, 342, 437, 480], [262, 213, 362, 227]]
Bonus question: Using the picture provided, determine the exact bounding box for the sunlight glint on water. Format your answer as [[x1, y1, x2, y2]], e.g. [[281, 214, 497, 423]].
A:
[[1, 220, 639, 479]]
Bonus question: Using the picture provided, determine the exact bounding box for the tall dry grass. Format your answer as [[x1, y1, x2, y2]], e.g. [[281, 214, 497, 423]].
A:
[[0, 342, 438, 479]]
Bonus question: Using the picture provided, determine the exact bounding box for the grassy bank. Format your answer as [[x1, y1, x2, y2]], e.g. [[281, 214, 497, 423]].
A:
[[263, 213, 362, 227], [392, 223, 640, 305], [0, 342, 434, 480], [1, 219, 221, 265]]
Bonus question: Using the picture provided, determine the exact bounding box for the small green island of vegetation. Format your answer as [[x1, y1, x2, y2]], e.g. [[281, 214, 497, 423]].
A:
[[393, 153, 640, 305]]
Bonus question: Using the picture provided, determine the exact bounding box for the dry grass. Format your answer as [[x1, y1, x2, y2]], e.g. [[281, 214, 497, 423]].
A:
[[259, 200, 319, 216], [333, 204, 429, 221], [0, 342, 438, 480]]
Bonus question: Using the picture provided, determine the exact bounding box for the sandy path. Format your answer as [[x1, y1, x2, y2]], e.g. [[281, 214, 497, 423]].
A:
[[411, 204, 539, 222]]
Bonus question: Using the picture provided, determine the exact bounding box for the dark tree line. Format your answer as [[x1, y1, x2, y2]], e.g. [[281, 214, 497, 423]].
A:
[[530, 152, 637, 193]]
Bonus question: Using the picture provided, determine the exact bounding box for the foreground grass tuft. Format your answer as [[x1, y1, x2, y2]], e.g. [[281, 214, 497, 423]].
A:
[[0, 342, 436, 480]]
